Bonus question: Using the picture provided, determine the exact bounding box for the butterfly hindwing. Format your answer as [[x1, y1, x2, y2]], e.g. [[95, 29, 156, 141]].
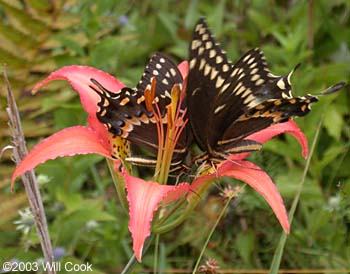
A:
[[135, 52, 183, 115], [219, 96, 318, 146], [207, 48, 271, 148]]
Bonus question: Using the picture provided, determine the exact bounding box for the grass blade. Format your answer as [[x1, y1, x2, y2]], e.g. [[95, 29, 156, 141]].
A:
[[269, 118, 323, 273]]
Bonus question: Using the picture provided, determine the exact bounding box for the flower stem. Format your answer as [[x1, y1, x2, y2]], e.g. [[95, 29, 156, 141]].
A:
[[191, 192, 235, 274], [107, 158, 128, 212], [154, 234, 160, 272], [120, 234, 155, 274], [153, 196, 199, 234]]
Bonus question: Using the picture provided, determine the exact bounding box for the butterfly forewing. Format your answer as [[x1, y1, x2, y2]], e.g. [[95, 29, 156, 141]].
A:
[[187, 18, 234, 151], [207, 48, 269, 148]]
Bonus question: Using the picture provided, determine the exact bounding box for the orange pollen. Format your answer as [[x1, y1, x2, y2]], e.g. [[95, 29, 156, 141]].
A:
[[144, 77, 157, 112]]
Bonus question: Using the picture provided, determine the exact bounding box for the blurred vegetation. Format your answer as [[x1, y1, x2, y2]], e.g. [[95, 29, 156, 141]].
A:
[[0, 0, 349, 272]]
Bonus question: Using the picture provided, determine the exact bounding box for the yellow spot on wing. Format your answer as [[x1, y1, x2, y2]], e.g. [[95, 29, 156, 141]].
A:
[[222, 64, 230, 72], [100, 109, 107, 116], [210, 68, 219, 80], [209, 49, 216, 58], [216, 76, 225, 88], [204, 63, 211, 76], [190, 58, 196, 69], [277, 79, 286, 89], [255, 79, 265, 86], [120, 97, 130, 106], [251, 74, 260, 81], [205, 41, 213, 49]]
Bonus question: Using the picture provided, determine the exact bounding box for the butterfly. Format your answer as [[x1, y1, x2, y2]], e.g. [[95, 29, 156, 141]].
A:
[[186, 18, 345, 164], [91, 53, 191, 166]]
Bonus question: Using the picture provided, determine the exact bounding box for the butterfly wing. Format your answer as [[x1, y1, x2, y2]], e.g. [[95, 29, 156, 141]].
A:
[[187, 18, 325, 162], [218, 95, 318, 148], [187, 18, 234, 151], [134, 52, 184, 116], [94, 53, 190, 158], [187, 19, 293, 153], [208, 47, 300, 148]]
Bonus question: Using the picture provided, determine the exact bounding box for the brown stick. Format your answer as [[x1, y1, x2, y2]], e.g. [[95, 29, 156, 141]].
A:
[[4, 65, 55, 274]]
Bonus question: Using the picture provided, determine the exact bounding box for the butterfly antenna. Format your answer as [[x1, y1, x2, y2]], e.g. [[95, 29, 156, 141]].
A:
[[288, 64, 346, 96], [293, 63, 302, 71], [320, 82, 347, 96], [89, 78, 111, 98]]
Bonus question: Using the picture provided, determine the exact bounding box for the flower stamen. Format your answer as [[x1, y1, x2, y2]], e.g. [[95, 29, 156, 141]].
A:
[[143, 81, 188, 184], [144, 77, 157, 112]]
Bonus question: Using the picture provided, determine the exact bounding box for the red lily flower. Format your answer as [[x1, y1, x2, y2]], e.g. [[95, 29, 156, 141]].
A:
[[11, 61, 308, 262], [11, 61, 191, 262]]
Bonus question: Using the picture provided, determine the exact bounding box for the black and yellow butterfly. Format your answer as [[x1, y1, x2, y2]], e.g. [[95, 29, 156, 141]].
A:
[[186, 18, 345, 164], [92, 53, 191, 166]]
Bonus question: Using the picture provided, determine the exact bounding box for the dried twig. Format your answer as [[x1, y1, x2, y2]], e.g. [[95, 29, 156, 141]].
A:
[[4, 65, 55, 274]]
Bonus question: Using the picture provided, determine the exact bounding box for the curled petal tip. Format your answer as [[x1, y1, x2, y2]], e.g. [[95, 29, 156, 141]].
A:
[[285, 223, 290, 234], [245, 120, 309, 159], [217, 160, 290, 233], [31, 65, 125, 116]]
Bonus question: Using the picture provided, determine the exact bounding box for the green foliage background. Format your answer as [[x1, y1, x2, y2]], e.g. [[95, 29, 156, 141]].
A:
[[0, 0, 349, 272]]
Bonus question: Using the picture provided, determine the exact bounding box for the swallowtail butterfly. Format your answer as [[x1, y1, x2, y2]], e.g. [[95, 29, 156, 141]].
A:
[[187, 18, 345, 164], [92, 53, 191, 165]]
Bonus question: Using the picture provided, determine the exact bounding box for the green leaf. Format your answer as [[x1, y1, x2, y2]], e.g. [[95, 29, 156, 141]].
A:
[[184, 0, 199, 29], [323, 105, 343, 140], [236, 230, 255, 265]]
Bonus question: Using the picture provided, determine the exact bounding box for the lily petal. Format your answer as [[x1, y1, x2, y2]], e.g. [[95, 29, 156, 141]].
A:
[[233, 120, 308, 160], [248, 120, 308, 158], [87, 115, 112, 147], [178, 61, 188, 81], [32, 65, 125, 118], [12, 126, 111, 185], [124, 171, 189, 262], [190, 160, 290, 234]]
